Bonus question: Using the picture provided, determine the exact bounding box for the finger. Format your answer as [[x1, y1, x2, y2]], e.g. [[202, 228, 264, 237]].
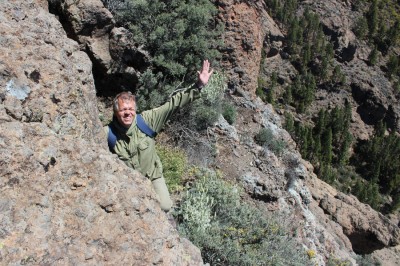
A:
[[202, 61, 207, 72]]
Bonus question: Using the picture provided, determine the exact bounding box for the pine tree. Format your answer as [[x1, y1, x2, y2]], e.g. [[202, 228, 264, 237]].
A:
[[288, 18, 300, 53], [387, 54, 399, 79], [354, 16, 369, 39], [367, 0, 379, 37], [284, 112, 295, 135], [368, 46, 378, 66], [343, 100, 352, 133], [387, 19, 400, 47], [314, 109, 326, 137], [116, 0, 222, 109], [338, 132, 353, 166], [332, 65, 343, 84], [313, 134, 322, 164], [321, 128, 333, 165]]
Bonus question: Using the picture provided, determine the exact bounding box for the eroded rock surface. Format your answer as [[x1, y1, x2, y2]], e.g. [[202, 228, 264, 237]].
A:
[[48, 0, 151, 96], [218, 0, 283, 95], [0, 0, 202, 264], [211, 95, 399, 265]]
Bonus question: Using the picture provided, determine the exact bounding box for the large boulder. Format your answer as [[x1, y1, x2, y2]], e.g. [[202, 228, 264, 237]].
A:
[[218, 0, 284, 96], [48, 0, 151, 96], [0, 0, 202, 264]]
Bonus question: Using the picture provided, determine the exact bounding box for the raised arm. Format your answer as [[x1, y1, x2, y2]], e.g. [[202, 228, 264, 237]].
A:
[[143, 60, 214, 132]]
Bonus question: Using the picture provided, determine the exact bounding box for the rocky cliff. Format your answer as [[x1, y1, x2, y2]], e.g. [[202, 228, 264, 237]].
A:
[[1, 0, 400, 265], [214, 0, 400, 264], [0, 0, 202, 264]]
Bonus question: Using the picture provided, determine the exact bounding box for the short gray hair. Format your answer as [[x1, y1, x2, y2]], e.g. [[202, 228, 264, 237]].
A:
[[113, 91, 136, 112]]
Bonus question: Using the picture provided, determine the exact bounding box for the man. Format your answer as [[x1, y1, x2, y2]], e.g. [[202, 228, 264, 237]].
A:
[[106, 60, 213, 211]]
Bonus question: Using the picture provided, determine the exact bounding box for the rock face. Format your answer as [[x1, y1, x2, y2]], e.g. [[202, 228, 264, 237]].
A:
[[218, 0, 283, 95], [49, 0, 151, 96], [215, 0, 400, 264], [308, 176, 400, 254], [218, 0, 400, 137], [212, 95, 399, 265], [0, 0, 202, 264]]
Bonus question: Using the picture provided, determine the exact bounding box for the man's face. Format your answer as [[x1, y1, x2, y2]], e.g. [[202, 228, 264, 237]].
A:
[[115, 98, 136, 128]]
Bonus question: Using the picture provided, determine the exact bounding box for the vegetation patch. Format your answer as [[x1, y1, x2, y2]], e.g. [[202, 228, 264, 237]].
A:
[[175, 168, 309, 265], [156, 144, 188, 192]]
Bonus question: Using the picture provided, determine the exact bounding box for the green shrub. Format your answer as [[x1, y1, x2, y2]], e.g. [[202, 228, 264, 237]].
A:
[[156, 144, 187, 192], [187, 71, 227, 130], [255, 128, 287, 156], [188, 102, 220, 130], [255, 128, 273, 146], [175, 168, 309, 266], [112, 0, 223, 110], [256, 77, 268, 102], [326, 256, 353, 266], [355, 254, 382, 266], [354, 16, 369, 39], [222, 101, 237, 125]]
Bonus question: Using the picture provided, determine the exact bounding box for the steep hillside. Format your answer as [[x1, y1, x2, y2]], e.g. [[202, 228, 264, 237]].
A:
[[214, 0, 400, 263], [1, 0, 399, 265]]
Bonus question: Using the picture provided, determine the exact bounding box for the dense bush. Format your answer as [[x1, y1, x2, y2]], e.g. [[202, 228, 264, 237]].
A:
[[107, 0, 223, 110], [156, 144, 188, 192], [352, 121, 400, 211], [222, 101, 237, 125], [186, 71, 227, 130], [255, 128, 287, 156], [175, 168, 309, 266]]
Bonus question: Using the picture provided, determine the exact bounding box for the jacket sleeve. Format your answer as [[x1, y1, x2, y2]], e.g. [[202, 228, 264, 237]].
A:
[[141, 85, 201, 133]]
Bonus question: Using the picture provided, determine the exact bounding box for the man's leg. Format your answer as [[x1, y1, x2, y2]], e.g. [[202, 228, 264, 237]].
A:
[[151, 177, 173, 212]]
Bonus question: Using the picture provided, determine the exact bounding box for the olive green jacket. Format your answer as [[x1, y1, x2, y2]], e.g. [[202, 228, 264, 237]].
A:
[[105, 86, 200, 181]]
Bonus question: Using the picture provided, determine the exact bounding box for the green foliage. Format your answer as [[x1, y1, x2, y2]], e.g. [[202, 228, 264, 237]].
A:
[[267, 0, 299, 25], [290, 72, 316, 112], [257, 73, 277, 104], [256, 77, 268, 102], [156, 144, 188, 192], [288, 104, 355, 188], [222, 101, 237, 125], [352, 121, 400, 211], [352, 178, 383, 210], [367, 0, 379, 37], [265, 0, 400, 214], [266, 2, 345, 111], [354, 16, 369, 39], [368, 46, 379, 66], [175, 168, 309, 266], [326, 256, 353, 266], [255, 128, 287, 156], [355, 254, 382, 266], [387, 53, 399, 79], [284, 111, 295, 135], [135, 69, 164, 111], [332, 65, 346, 85], [112, 0, 223, 110], [352, 0, 400, 54], [187, 71, 227, 130]]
